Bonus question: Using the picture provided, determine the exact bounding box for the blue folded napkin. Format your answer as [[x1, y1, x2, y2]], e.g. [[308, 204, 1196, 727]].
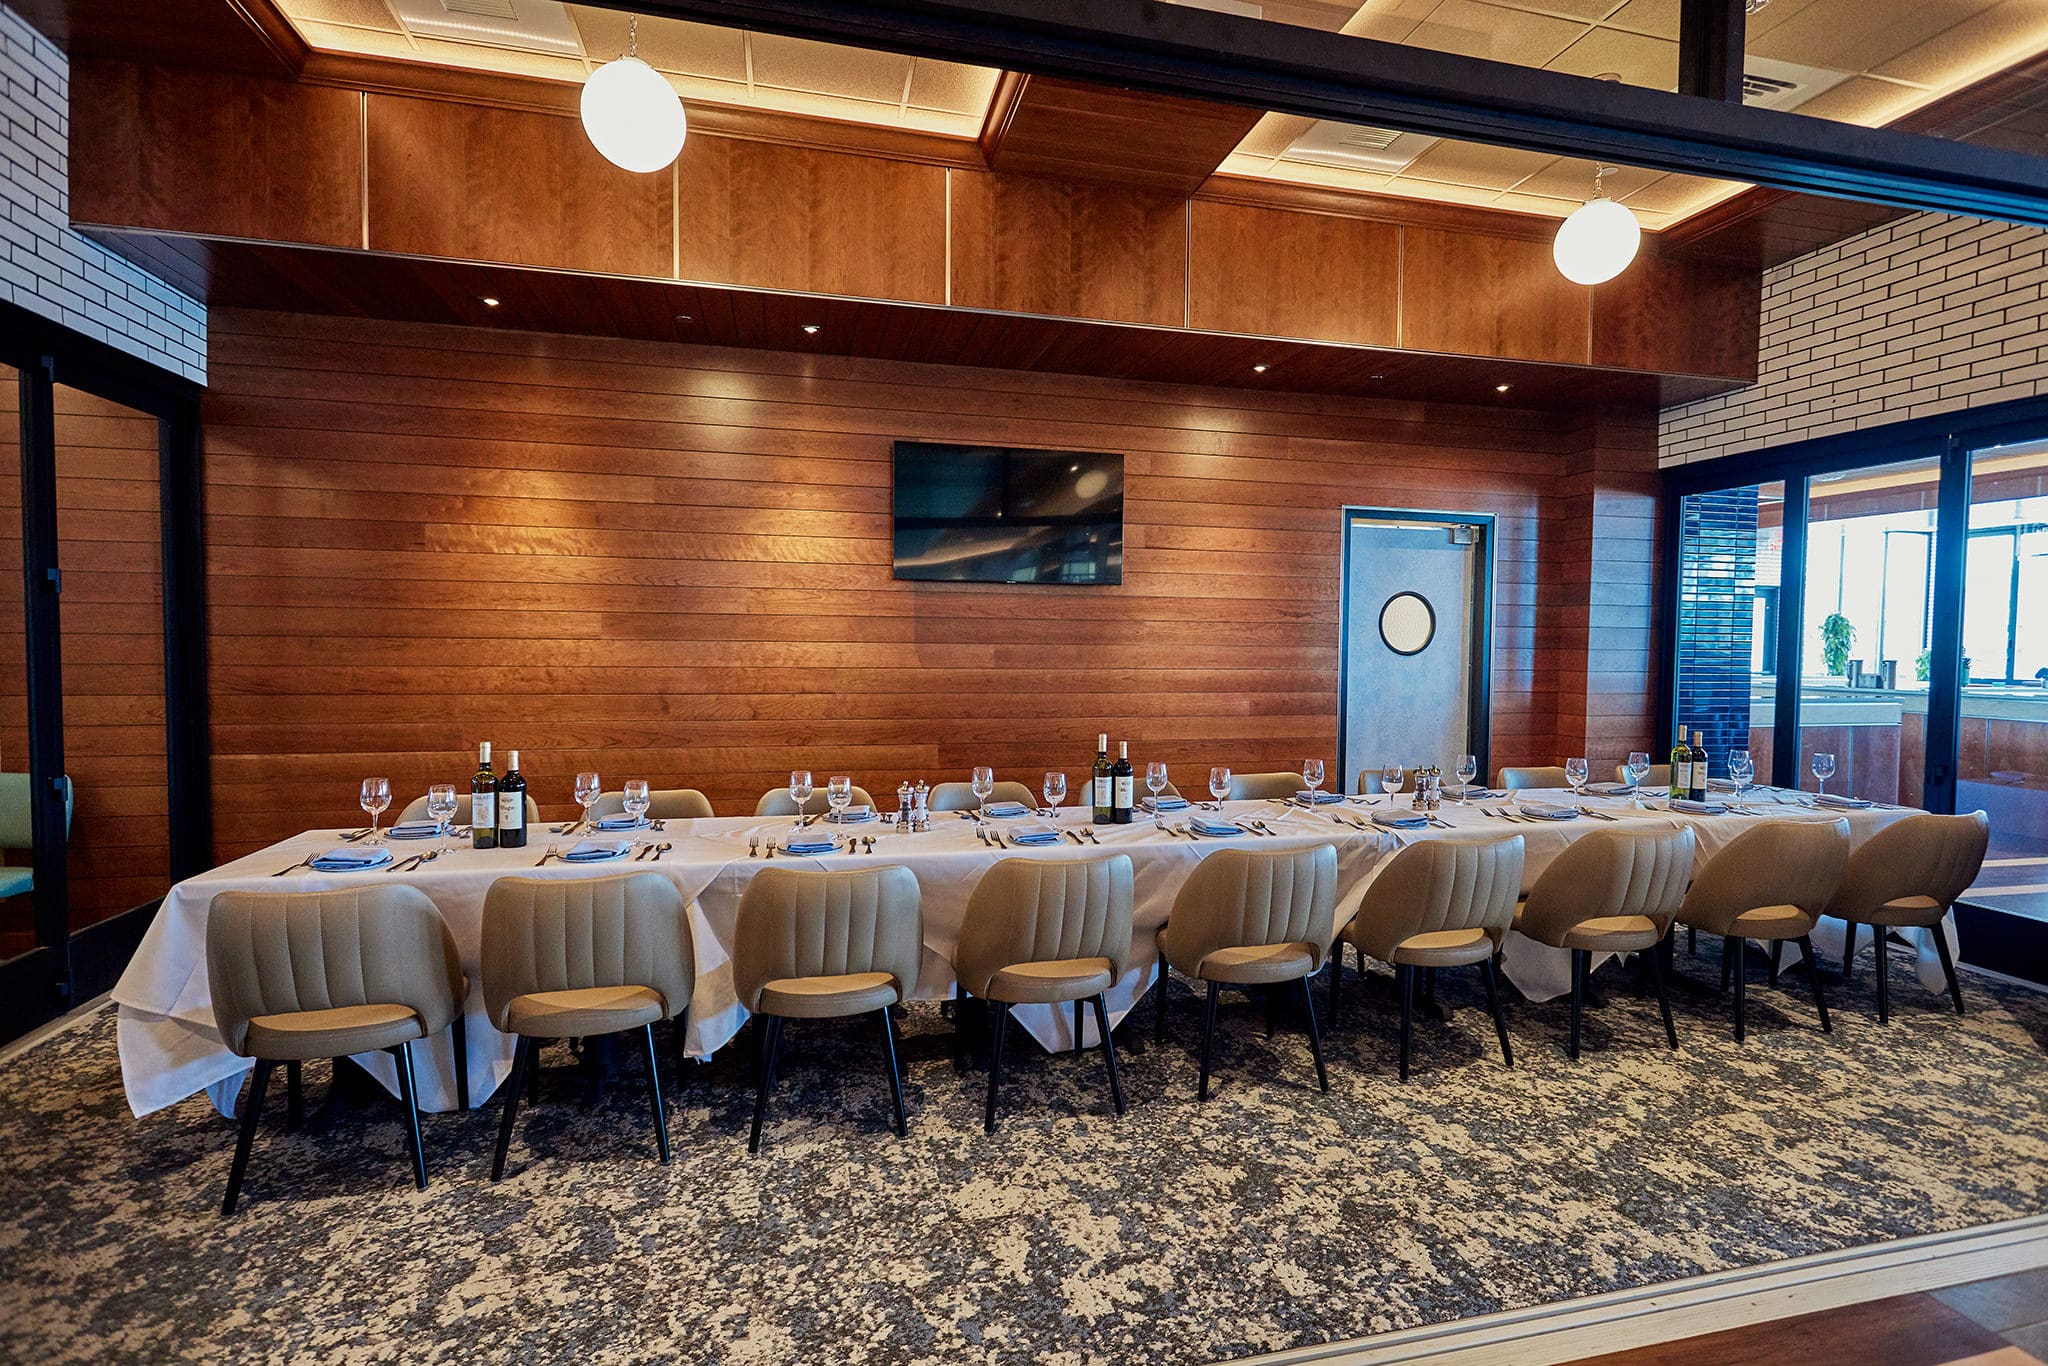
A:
[[1296, 791, 1343, 804], [1669, 798, 1729, 815], [1142, 795, 1190, 811], [1372, 810, 1428, 829], [594, 814, 646, 831], [1516, 802, 1579, 820], [779, 834, 840, 855], [983, 800, 1030, 818], [563, 839, 631, 862], [1815, 792, 1872, 809], [826, 806, 877, 823], [385, 821, 442, 840], [1007, 822, 1061, 845], [1189, 815, 1243, 836], [310, 846, 393, 872], [1586, 782, 1633, 796]]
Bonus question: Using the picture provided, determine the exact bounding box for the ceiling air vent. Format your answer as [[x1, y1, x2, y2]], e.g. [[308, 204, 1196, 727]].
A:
[[442, 0, 518, 18], [1739, 55, 1851, 112], [388, 0, 582, 54], [1280, 120, 1438, 174]]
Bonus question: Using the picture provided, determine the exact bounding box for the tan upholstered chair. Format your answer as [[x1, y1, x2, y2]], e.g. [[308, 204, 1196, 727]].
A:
[[206, 885, 466, 1215], [1356, 771, 1387, 795], [1613, 763, 1672, 789], [1341, 835, 1523, 1080], [928, 780, 1036, 813], [589, 788, 715, 820], [733, 865, 922, 1153], [1675, 818, 1849, 1042], [1514, 826, 1696, 1059], [956, 854, 1135, 1133], [1499, 766, 1569, 790], [1227, 772, 1306, 801], [481, 872, 694, 1179], [1830, 811, 1988, 1021], [398, 792, 538, 825], [1155, 843, 1338, 1100], [756, 785, 877, 817]]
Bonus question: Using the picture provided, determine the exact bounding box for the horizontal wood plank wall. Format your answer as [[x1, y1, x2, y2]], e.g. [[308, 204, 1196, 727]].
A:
[[200, 308, 1633, 857]]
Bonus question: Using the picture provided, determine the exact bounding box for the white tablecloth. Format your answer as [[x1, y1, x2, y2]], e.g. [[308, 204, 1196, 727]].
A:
[[111, 790, 1933, 1118]]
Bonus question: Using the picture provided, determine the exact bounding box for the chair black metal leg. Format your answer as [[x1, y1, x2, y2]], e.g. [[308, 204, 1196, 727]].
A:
[[765, 1018, 788, 1091], [1841, 921, 1857, 979], [1397, 964, 1415, 1082], [221, 1059, 274, 1216], [1719, 937, 1732, 993], [527, 1038, 541, 1103], [952, 988, 972, 1073], [984, 1002, 1009, 1134], [1154, 960, 1169, 1044], [451, 1015, 470, 1113], [1768, 939, 1783, 987], [1197, 981, 1219, 1101], [1687, 924, 1696, 955], [1264, 984, 1278, 1039], [1798, 936, 1831, 1035], [1297, 975, 1329, 1094], [1328, 946, 1343, 1028], [879, 1006, 908, 1138], [1933, 923, 1966, 1015], [285, 1060, 303, 1132], [1645, 943, 1679, 1050], [1480, 956, 1513, 1067], [748, 1016, 782, 1155], [1568, 949, 1587, 1061], [1872, 927, 1891, 1024], [1729, 937, 1747, 1043], [639, 1025, 672, 1164], [491, 1036, 532, 1181], [392, 1041, 428, 1190], [1092, 993, 1125, 1116], [1074, 999, 1084, 1052]]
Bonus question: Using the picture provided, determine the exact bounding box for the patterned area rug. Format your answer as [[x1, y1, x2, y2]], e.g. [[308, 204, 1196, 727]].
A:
[[3, 947, 2046, 1366]]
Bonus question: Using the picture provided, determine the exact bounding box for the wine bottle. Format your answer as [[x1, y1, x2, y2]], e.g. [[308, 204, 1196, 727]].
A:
[[1092, 733, 1113, 823], [1668, 730, 1692, 802], [498, 749, 529, 849], [471, 741, 498, 850], [1689, 729, 1710, 802], [1111, 741, 1134, 824]]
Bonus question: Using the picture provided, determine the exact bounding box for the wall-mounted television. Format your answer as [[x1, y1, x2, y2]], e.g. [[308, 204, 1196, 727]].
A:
[[891, 442, 1124, 586]]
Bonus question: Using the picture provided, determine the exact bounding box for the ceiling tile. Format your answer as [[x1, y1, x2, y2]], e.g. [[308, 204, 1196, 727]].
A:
[[1379, 174, 1505, 205], [570, 10, 747, 83], [1748, 0, 1992, 74], [1547, 26, 1678, 87], [1400, 138, 1559, 189], [1236, 112, 1318, 160], [749, 31, 911, 105], [1491, 188, 1584, 215], [905, 59, 1000, 115], [1512, 154, 1661, 199], [279, 0, 405, 32], [1601, 0, 1678, 38], [1871, 0, 2048, 86], [1617, 170, 1744, 214], [292, 18, 414, 55], [1787, 73, 1932, 122], [1401, 0, 1590, 63]]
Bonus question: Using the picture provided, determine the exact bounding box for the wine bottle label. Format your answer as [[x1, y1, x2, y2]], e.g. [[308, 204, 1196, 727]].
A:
[[472, 790, 496, 827], [1095, 777, 1112, 807], [1113, 776, 1133, 807], [499, 791, 524, 829]]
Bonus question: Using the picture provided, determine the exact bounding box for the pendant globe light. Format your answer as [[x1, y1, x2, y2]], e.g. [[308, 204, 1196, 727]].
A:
[[581, 16, 687, 174], [1552, 163, 1641, 285]]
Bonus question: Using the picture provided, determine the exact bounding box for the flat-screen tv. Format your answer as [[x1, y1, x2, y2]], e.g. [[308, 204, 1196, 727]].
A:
[[891, 442, 1124, 586]]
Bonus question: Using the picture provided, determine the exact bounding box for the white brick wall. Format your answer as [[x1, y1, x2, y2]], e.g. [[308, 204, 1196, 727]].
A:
[[2, 3, 205, 381], [1660, 211, 2048, 466]]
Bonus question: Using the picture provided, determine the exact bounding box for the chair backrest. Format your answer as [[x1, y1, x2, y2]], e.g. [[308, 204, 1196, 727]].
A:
[[955, 854, 1135, 995], [928, 780, 1035, 812], [754, 785, 877, 817], [1228, 771, 1303, 801], [1356, 771, 1386, 795], [1160, 843, 1339, 978], [1828, 811, 1990, 921], [1500, 766, 1569, 790], [1678, 818, 1850, 936], [1613, 763, 1672, 787], [732, 865, 922, 1009], [1517, 826, 1696, 947], [589, 788, 715, 820], [1345, 835, 1525, 961], [0, 772, 72, 850], [206, 885, 464, 1058], [480, 872, 694, 1029], [398, 792, 539, 825]]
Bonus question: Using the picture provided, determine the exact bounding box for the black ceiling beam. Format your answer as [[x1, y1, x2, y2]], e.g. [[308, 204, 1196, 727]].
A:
[[604, 0, 2048, 228], [1678, 0, 1746, 103]]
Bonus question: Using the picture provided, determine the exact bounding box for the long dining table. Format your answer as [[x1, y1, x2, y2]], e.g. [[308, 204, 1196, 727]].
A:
[[112, 788, 1931, 1118]]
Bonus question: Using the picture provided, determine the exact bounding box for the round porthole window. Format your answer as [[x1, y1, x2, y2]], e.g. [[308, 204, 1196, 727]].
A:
[[1379, 592, 1436, 656]]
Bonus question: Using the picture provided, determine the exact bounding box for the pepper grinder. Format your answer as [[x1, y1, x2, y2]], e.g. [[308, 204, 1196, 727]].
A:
[[896, 781, 913, 830], [912, 779, 930, 832]]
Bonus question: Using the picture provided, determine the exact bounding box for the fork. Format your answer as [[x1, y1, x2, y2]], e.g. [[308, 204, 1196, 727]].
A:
[[650, 842, 672, 862], [1081, 828, 1100, 845], [534, 845, 560, 866], [272, 854, 316, 877]]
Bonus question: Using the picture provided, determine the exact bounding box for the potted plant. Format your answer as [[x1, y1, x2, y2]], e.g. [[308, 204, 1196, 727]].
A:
[[1821, 613, 1855, 677]]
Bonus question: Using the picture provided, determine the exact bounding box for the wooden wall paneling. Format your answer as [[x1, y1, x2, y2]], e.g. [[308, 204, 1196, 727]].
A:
[[1591, 242, 1760, 380], [948, 171, 1186, 327], [1400, 228, 1592, 366], [12, 0, 304, 77], [68, 61, 362, 247], [674, 137, 947, 303], [1188, 200, 1400, 347], [365, 95, 672, 278]]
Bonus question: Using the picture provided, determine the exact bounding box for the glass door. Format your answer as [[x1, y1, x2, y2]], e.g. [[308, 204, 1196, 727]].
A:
[[0, 362, 33, 965]]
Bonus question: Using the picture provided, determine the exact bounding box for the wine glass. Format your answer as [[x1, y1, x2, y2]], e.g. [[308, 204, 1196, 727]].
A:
[[1811, 752, 1836, 799], [1382, 763, 1405, 797], [1209, 766, 1231, 811], [1626, 752, 1651, 807], [1728, 750, 1754, 804], [1565, 757, 1589, 797], [359, 777, 391, 844], [623, 779, 651, 826], [426, 783, 457, 835], [788, 769, 814, 833], [828, 775, 853, 824], [1145, 761, 1169, 828], [574, 771, 601, 832], [971, 765, 996, 821], [1042, 771, 1066, 818], [1454, 755, 1477, 804], [1301, 758, 1325, 804]]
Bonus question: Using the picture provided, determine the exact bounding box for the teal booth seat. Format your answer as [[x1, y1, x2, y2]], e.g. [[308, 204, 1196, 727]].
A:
[[0, 773, 74, 899]]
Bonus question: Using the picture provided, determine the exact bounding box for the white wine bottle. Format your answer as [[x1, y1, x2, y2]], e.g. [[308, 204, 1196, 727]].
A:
[[471, 742, 498, 850], [1092, 733, 1113, 823], [498, 750, 529, 849]]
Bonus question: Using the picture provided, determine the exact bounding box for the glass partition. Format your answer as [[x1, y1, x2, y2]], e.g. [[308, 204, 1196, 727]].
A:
[[1674, 480, 1783, 782]]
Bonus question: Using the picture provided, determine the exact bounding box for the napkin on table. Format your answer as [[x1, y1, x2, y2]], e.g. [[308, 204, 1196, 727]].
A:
[[385, 821, 442, 840], [826, 805, 877, 823], [1669, 798, 1729, 815], [1189, 814, 1244, 836], [1514, 802, 1580, 821], [1296, 791, 1344, 804], [780, 833, 840, 855], [563, 839, 631, 862], [594, 814, 645, 831], [1142, 795, 1190, 812], [310, 846, 393, 872], [1006, 822, 1061, 845], [1372, 810, 1428, 829], [1815, 792, 1873, 809], [982, 800, 1031, 818]]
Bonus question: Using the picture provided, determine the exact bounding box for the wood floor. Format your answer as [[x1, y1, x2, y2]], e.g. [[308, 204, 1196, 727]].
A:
[[1569, 1270, 2048, 1366]]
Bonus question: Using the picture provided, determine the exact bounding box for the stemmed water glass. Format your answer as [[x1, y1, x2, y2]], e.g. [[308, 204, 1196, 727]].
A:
[[1146, 762, 1169, 828], [788, 769, 814, 834], [360, 777, 391, 844], [971, 765, 996, 822], [1626, 752, 1651, 808], [574, 771, 601, 833], [1728, 750, 1754, 805], [828, 775, 853, 825], [1455, 755, 1477, 805], [1382, 763, 1405, 797], [1565, 757, 1590, 798], [623, 779, 651, 826], [1209, 766, 1231, 811], [1811, 752, 1836, 800], [426, 783, 458, 836], [1301, 758, 1326, 804], [1042, 771, 1066, 819]]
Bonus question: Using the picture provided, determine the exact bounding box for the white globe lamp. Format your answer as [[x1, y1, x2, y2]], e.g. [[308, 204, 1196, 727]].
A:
[[1552, 166, 1640, 285], [581, 21, 686, 174]]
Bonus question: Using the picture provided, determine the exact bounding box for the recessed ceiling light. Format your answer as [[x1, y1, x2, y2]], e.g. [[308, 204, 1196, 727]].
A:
[[1369, 374, 1385, 381], [802, 323, 822, 335], [674, 313, 692, 323], [481, 297, 500, 308], [1495, 383, 1513, 393], [1252, 363, 1269, 374]]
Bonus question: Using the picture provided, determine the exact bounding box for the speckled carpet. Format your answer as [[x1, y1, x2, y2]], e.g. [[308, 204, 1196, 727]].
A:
[[3, 946, 2046, 1366]]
